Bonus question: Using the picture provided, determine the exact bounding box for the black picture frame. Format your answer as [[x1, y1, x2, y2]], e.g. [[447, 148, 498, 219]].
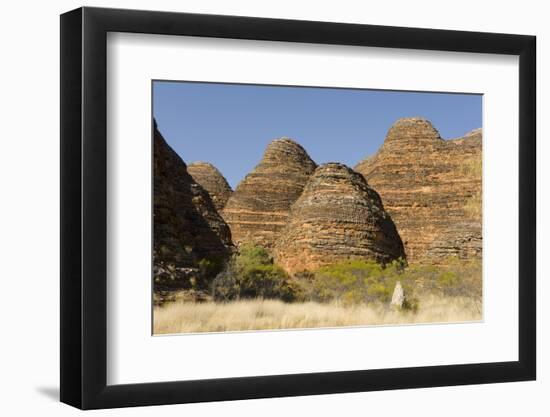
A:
[[60, 6, 536, 410]]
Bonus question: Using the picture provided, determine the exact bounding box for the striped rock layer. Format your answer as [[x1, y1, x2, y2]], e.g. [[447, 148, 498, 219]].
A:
[[274, 163, 406, 274], [153, 122, 233, 288], [355, 118, 482, 263], [222, 138, 317, 249], [188, 162, 233, 211]]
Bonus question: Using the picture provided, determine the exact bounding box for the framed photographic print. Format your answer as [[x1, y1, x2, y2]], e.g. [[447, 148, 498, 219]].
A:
[[60, 6, 536, 409]]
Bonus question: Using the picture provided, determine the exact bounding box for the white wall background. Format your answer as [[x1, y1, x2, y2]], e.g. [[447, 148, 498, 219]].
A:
[[0, 0, 545, 415]]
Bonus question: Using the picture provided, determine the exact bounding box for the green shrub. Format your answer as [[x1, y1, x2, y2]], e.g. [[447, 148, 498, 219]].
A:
[[211, 244, 301, 302], [235, 244, 272, 267], [388, 257, 482, 308], [308, 258, 410, 305], [401, 297, 419, 312], [198, 257, 224, 282], [210, 247, 481, 310], [438, 271, 459, 287], [305, 257, 480, 308]]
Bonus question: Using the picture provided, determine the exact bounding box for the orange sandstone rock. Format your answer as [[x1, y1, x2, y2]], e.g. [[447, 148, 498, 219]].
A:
[[274, 163, 405, 273], [355, 117, 482, 263], [188, 162, 233, 211], [223, 138, 317, 249]]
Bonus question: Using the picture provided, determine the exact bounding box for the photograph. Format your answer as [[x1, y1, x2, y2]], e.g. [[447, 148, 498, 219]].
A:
[[152, 81, 483, 335]]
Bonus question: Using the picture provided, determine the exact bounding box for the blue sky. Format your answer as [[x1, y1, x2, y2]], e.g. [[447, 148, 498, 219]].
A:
[[153, 81, 482, 189]]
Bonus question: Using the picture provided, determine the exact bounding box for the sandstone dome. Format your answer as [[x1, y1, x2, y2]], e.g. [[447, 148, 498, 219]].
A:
[[355, 117, 443, 175], [188, 161, 233, 211], [153, 122, 233, 287], [222, 137, 317, 249], [274, 163, 405, 273], [354, 117, 482, 263], [384, 117, 443, 144]]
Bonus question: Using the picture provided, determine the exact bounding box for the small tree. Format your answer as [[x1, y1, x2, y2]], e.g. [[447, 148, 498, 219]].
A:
[[211, 244, 301, 302]]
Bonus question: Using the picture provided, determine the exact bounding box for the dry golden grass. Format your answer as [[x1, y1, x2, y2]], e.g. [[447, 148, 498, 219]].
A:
[[153, 296, 481, 334]]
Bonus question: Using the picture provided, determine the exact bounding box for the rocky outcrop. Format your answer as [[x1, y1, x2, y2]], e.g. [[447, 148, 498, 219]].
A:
[[153, 122, 233, 288], [188, 162, 233, 211], [425, 221, 482, 261], [390, 281, 405, 309], [222, 138, 317, 249], [355, 117, 482, 263], [274, 163, 405, 273]]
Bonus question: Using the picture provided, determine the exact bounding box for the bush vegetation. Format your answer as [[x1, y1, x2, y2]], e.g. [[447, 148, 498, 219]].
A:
[[304, 259, 409, 304], [304, 256, 481, 310], [209, 244, 481, 314], [156, 245, 483, 332], [211, 244, 300, 302]]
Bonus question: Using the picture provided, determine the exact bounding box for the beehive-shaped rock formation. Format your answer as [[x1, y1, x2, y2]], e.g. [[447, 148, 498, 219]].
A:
[[222, 138, 317, 249], [355, 117, 482, 263], [153, 122, 233, 287], [188, 162, 233, 211], [274, 163, 405, 273]]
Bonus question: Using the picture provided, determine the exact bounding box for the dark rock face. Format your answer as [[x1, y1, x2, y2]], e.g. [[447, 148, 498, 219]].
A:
[[222, 138, 317, 249], [153, 123, 233, 288], [188, 162, 233, 211], [355, 117, 482, 263], [274, 163, 405, 273]]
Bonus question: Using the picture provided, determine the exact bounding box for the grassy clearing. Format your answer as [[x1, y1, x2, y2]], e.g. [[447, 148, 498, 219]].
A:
[[153, 296, 481, 334]]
